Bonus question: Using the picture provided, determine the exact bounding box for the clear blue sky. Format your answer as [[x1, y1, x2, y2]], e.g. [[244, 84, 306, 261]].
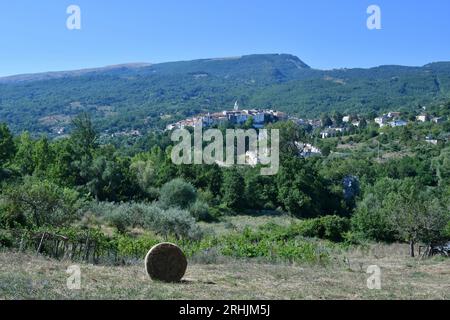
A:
[[1, 0, 450, 77]]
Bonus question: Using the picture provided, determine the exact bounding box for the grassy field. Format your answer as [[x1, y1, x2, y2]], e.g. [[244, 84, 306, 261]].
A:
[[1, 243, 449, 300]]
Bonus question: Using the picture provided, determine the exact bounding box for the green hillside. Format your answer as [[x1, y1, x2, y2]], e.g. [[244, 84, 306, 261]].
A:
[[1, 54, 450, 135]]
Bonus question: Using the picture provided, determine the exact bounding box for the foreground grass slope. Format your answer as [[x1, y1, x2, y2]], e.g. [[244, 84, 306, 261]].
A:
[[1, 245, 448, 300]]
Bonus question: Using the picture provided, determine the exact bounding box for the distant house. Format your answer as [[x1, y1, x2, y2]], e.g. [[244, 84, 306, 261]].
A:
[[52, 127, 66, 135], [201, 114, 215, 127], [351, 120, 361, 127], [320, 131, 331, 139], [292, 118, 308, 126], [295, 142, 322, 158], [375, 116, 389, 127], [416, 114, 429, 122], [252, 111, 266, 125], [342, 116, 351, 123], [320, 127, 345, 139], [223, 110, 248, 125], [390, 120, 408, 127], [309, 119, 322, 128], [166, 124, 177, 131], [425, 136, 438, 145], [112, 130, 142, 138], [273, 111, 288, 121], [245, 147, 270, 166], [432, 117, 445, 124], [388, 112, 401, 119]]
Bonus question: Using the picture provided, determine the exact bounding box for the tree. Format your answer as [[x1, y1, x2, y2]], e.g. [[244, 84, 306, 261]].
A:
[[13, 132, 35, 175], [177, 163, 223, 197], [71, 113, 98, 157], [82, 156, 120, 201], [244, 168, 278, 210], [352, 192, 397, 242], [130, 159, 159, 200], [277, 157, 314, 217], [352, 178, 403, 242], [46, 138, 78, 187], [321, 114, 333, 128], [0, 123, 16, 168], [359, 118, 368, 129], [1, 176, 83, 228], [388, 182, 449, 257], [159, 178, 197, 210], [243, 116, 254, 129], [432, 147, 450, 188], [221, 169, 245, 211], [276, 156, 343, 217], [353, 177, 449, 257], [332, 111, 343, 126], [321, 145, 331, 157], [33, 136, 53, 175], [268, 121, 306, 156]]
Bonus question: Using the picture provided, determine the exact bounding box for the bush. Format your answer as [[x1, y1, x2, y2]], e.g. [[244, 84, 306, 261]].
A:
[[0, 229, 13, 248], [159, 178, 197, 209], [107, 208, 131, 234], [146, 207, 202, 240], [444, 221, 450, 239], [0, 197, 27, 228], [89, 201, 202, 240], [297, 216, 350, 242], [351, 191, 397, 242], [320, 216, 351, 242], [85, 202, 129, 233], [189, 200, 214, 222], [220, 228, 330, 264]]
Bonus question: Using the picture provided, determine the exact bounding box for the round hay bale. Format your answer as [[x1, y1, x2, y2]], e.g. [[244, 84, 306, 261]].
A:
[[145, 242, 187, 283]]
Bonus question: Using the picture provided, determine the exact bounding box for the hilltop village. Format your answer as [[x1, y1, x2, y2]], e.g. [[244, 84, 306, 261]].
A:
[[165, 102, 447, 140], [165, 102, 288, 131]]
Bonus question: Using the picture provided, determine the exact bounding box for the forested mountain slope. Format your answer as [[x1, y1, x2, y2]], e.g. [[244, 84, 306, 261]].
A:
[[1, 54, 449, 135]]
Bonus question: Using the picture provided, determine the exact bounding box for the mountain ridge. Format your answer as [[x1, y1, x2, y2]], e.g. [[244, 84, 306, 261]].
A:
[[0, 63, 153, 84], [4, 54, 450, 84]]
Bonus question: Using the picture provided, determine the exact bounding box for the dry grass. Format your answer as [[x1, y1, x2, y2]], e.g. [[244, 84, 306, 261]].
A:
[[1, 244, 448, 300], [199, 213, 298, 236]]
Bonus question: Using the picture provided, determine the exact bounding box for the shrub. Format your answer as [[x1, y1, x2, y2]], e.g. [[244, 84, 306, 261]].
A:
[[159, 178, 197, 209], [90, 201, 202, 240], [297, 216, 350, 242], [85, 202, 130, 233], [0, 197, 27, 228], [189, 200, 214, 222], [107, 208, 131, 234], [220, 228, 330, 264], [319, 216, 351, 242], [0, 229, 13, 248], [351, 190, 398, 242], [444, 221, 450, 239], [296, 219, 323, 238], [147, 207, 202, 240]]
